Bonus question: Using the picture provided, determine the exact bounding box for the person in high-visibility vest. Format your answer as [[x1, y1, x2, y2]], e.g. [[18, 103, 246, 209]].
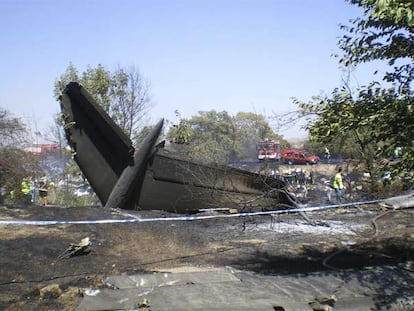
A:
[[393, 147, 402, 160], [20, 177, 32, 205], [333, 168, 344, 200]]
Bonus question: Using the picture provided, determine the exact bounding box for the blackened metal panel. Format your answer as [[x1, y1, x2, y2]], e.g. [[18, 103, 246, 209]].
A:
[[150, 150, 285, 194], [60, 82, 134, 204], [105, 119, 164, 210], [136, 149, 289, 212]]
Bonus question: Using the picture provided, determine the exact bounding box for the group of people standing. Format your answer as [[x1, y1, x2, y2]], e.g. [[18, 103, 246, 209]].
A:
[[20, 177, 48, 206], [271, 168, 314, 186], [271, 164, 344, 201]]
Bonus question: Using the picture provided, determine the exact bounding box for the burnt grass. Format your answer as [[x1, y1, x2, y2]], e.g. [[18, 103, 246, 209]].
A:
[[0, 202, 414, 310]]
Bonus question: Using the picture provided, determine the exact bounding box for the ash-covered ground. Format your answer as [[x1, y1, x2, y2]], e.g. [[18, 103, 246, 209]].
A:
[[0, 202, 414, 310]]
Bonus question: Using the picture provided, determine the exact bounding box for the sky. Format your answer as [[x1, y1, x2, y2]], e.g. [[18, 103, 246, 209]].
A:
[[0, 0, 383, 142]]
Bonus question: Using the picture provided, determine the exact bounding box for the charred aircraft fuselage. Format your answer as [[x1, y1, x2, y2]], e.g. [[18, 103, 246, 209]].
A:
[[60, 82, 291, 213]]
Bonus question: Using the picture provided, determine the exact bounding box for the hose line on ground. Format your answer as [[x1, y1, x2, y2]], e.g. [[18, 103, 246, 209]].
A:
[[322, 210, 394, 270]]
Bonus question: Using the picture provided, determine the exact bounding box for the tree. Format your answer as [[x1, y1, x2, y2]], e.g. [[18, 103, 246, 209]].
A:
[[299, 89, 382, 177], [110, 66, 152, 141], [0, 108, 26, 147], [234, 112, 289, 159], [0, 108, 41, 202], [299, 0, 414, 188], [167, 110, 286, 163], [80, 64, 112, 113], [54, 63, 152, 142], [167, 110, 239, 163], [187, 110, 239, 163], [54, 62, 80, 100]]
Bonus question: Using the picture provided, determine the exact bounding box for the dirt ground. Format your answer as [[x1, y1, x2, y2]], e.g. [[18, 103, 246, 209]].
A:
[[1, 200, 414, 310]]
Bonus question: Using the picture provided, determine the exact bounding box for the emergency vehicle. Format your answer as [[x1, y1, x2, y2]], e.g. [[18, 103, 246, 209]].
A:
[[257, 140, 281, 161], [25, 144, 59, 156], [280, 149, 319, 165]]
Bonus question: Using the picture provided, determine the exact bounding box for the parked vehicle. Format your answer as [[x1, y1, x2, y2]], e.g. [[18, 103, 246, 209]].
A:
[[280, 149, 319, 165], [256, 140, 281, 161]]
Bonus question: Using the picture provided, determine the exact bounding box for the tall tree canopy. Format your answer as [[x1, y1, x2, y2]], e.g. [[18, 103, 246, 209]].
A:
[[0, 108, 26, 147], [299, 0, 414, 185], [184, 110, 239, 163], [55, 63, 152, 143]]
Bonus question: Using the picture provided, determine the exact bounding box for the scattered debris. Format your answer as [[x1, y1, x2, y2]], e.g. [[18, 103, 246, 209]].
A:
[[60, 286, 82, 299], [136, 298, 151, 310], [83, 289, 100, 296], [58, 286, 83, 309], [39, 284, 62, 299], [308, 295, 337, 310], [380, 191, 414, 209], [399, 260, 414, 272], [1, 204, 413, 310], [56, 237, 91, 261]]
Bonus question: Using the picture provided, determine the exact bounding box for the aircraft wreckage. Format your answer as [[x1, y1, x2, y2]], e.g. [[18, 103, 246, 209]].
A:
[[59, 82, 293, 213]]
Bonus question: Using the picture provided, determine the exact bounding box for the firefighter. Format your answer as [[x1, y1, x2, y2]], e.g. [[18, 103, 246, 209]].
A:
[[333, 168, 343, 200], [38, 177, 48, 206], [324, 147, 331, 163]]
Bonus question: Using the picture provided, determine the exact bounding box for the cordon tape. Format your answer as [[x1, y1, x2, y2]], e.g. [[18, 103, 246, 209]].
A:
[[0, 199, 385, 226]]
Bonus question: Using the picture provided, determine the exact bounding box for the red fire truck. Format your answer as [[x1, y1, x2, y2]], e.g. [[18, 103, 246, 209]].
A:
[[257, 140, 281, 161], [25, 144, 59, 156]]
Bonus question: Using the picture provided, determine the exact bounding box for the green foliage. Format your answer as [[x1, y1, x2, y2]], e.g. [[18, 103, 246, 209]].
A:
[[54, 62, 80, 99], [340, 0, 414, 86], [55, 63, 152, 141], [234, 112, 289, 158], [372, 0, 414, 24], [52, 187, 100, 207], [167, 121, 193, 145], [299, 0, 414, 188], [187, 110, 239, 163], [80, 64, 112, 112], [0, 108, 26, 147], [234, 112, 273, 139], [0, 108, 42, 198], [0, 148, 42, 200], [167, 110, 285, 164]]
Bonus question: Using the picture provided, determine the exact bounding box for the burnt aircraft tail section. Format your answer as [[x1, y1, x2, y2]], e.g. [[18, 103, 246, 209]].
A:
[[105, 119, 164, 209], [60, 82, 293, 212], [60, 82, 135, 204]]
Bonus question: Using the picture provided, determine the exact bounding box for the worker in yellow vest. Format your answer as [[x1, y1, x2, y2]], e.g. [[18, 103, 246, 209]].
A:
[[333, 168, 344, 200], [20, 177, 32, 205]]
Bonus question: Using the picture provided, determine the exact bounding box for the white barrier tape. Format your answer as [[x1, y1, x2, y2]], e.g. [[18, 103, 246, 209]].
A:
[[0, 199, 384, 226]]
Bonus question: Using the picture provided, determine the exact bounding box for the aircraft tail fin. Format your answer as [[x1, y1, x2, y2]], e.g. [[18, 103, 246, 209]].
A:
[[59, 82, 135, 204]]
